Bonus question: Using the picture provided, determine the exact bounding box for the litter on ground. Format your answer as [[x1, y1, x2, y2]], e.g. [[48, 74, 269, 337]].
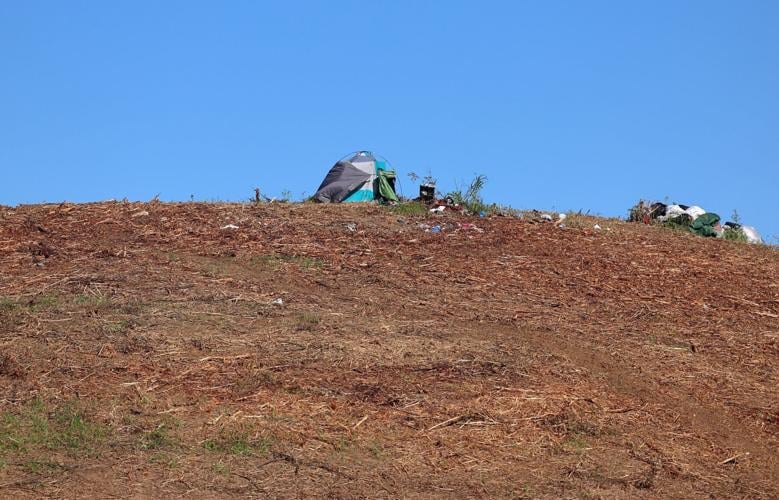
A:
[[628, 199, 764, 244]]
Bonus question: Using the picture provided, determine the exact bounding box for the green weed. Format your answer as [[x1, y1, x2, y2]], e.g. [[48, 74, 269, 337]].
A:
[[659, 215, 693, 233], [0, 399, 106, 456], [723, 227, 748, 242], [300, 257, 323, 269], [211, 460, 230, 476], [141, 423, 178, 450], [447, 174, 489, 214], [29, 294, 60, 311], [0, 297, 19, 312], [391, 202, 428, 216]]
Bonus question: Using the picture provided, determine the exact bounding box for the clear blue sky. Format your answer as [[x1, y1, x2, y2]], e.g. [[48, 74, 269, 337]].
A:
[[2, 1, 778, 241]]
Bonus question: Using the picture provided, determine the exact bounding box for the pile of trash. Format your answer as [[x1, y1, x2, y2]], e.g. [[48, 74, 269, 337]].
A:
[[416, 182, 514, 217], [427, 196, 466, 214], [628, 200, 763, 244]]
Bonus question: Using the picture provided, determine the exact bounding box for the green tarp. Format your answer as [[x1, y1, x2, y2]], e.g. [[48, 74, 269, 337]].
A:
[[376, 170, 399, 203], [689, 212, 720, 238]]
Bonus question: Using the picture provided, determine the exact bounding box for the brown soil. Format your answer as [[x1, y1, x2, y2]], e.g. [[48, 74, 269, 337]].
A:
[[0, 202, 777, 498]]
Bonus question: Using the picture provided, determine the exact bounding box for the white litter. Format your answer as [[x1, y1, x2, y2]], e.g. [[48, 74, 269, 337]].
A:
[[131, 210, 149, 218], [345, 223, 357, 232], [657, 204, 706, 222], [272, 298, 284, 306], [220, 224, 239, 230], [684, 206, 706, 220], [741, 226, 763, 244], [593, 224, 601, 230], [430, 206, 445, 213], [657, 204, 685, 222], [540, 213, 553, 221]]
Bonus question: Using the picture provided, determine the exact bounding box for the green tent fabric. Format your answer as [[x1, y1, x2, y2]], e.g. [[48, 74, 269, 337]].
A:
[[376, 169, 399, 203], [689, 212, 721, 237]]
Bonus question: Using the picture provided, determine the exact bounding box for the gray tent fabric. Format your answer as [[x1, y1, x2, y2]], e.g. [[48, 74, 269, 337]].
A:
[[313, 161, 372, 203]]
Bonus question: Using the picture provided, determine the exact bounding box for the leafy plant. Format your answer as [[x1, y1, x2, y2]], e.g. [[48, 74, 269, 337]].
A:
[[627, 200, 650, 223], [447, 174, 489, 214], [407, 171, 436, 186]]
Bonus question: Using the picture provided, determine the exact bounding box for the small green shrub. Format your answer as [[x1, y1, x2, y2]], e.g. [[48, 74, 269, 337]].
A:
[[447, 174, 489, 215], [723, 209, 748, 242], [723, 227, 748, 242]]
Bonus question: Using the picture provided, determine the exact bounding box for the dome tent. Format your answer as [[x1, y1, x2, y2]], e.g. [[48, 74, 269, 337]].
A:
[[313, 151, 399, 203]]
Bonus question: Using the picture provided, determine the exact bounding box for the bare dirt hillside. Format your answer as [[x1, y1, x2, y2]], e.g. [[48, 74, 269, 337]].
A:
[[1, 202, 777, 499]]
